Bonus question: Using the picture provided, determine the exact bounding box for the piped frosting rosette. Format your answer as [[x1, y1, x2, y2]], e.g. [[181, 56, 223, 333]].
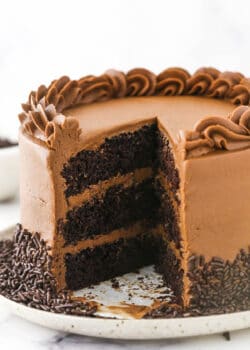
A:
[[184, 106, 250, 158]]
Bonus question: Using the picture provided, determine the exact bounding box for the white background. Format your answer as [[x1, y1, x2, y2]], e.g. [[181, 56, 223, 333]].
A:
[[0, 0, 250, 348]]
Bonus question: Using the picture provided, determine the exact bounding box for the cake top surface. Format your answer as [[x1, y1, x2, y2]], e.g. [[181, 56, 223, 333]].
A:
[[63, 95, 234, 146], [19, 67, 250, 158]]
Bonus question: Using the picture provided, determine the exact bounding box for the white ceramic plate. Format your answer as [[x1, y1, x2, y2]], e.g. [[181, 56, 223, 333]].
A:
[[0, 226, 250, 340]]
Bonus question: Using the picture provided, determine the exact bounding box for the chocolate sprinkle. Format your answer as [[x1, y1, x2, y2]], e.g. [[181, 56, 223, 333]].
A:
[[0, 225, 96, 316], [111, 278, 120, 289], [144, 303, 183, 319], [188, 249, 250, 315]]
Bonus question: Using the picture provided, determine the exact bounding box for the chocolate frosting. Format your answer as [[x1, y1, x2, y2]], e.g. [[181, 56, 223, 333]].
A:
[[184, 105, 250, 158], [126, 68, 157, 96], [19, 67, 250, 156], [19, 96, 80, 148]]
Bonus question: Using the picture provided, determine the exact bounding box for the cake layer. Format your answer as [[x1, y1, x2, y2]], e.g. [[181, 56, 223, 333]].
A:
[[61, 123, 157, 197], [156, 171, 180, 212], [64, 233, 158, 290], [64, 227, 184, 299], [155, 180, 181, 248], [59, 178, 160, 245], [156, 130, 180, 194], [67, 167, 153, 210], [155, 233, 184, 305]]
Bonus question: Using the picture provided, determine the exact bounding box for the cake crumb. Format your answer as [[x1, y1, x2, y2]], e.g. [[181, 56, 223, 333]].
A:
[[222, 332, 231, 341], [111, 278, 120, 289]]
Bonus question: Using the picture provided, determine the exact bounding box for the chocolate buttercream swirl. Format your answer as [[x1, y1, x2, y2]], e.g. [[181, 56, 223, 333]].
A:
[[207, 71, 244, 99], [76, 75, 114, 104], [156, 68, 190, 96], [46, 77, 82, 111], [104, 69, 127, 98], [227, 78, 250, 105], [19, 97, 80, 148], [195, 67, 220, 79], [186, 67, 220, 95], [184, 105, 250, 158], [126, 68, 156, 96], [19, 67, 250, 151]]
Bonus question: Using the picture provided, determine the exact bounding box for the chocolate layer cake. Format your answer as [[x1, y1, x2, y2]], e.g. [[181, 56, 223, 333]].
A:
[[16, 67, 250, 315]]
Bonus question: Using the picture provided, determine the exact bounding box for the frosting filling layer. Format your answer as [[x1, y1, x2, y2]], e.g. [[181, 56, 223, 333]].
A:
[[59, 178, 159, 245], [62, 220, 150, 254], [67, 167, 153, 210]]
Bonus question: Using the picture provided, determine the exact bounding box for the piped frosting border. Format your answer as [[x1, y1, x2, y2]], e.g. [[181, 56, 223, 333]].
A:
[[18, 67, 250, 158], [183, 105, 250, 158]]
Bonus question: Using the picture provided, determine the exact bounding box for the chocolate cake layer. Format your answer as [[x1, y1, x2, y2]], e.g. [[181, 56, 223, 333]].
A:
[[59, 178, 160, 245], [62, 124, 157, 198], [64, 233, 158, 290], [155, 180, 181, 248], [155, 239, 183, 304], [156, 131, 180, 193]]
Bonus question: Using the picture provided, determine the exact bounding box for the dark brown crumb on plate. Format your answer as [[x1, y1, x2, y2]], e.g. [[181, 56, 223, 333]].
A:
[[222, 332, 231, 341], [111, 278, 120, 289]]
